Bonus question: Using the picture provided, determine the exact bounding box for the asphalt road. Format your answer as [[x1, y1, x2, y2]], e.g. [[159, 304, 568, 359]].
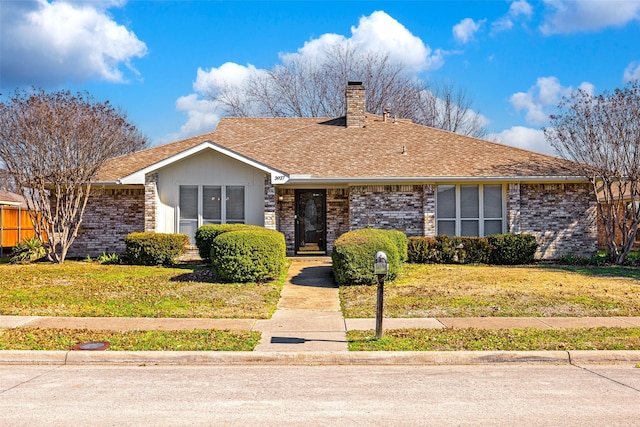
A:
[[1, 363, 639, 426]]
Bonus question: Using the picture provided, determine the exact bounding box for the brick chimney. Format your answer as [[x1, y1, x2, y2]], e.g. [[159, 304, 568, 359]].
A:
[[345, 81, 365, 128]]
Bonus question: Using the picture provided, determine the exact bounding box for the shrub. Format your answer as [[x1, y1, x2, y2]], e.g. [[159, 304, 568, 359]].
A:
[[97, 252, 120, 265], [408, 236, 433, 263], [431, 235, 457, 264], [195, 224, 264, 261], [557, 253, 608, 266], [408, 236, 492, 264], [210, 229, 286, 283], [487, 233, 538, 265], [386, 230, 408, 262], [331, 229, 401, 286], [10, 237, 46, 264], [125, 232, 189, 266], [453, 237, 492, 264]]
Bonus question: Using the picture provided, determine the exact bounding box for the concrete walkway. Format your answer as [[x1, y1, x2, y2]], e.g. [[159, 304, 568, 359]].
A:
[[253, 257, 348, 351]]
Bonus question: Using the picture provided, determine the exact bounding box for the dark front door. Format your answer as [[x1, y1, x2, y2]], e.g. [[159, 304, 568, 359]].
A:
[[295, 190, 326, 255]]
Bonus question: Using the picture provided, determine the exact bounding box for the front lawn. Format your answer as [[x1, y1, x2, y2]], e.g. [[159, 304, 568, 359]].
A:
[[340, 264, 640, 318], [347, 327, 640, 351], [0, 328, 260, 351], [0, 262, 283, 318]]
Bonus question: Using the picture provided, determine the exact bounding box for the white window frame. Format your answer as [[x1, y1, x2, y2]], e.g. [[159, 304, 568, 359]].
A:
[[177, 185, 246, 239], [436, 183, 506, 237]]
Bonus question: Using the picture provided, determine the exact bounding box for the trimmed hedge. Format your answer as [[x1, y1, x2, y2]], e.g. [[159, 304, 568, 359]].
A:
[[125, 232, 189, 266], [210, 229, 286, 283], [331, 229, 401, 286], [486, 233, 538, 265], [386, 229, 409, 262], [408, 233, 537, 265], [195, 224, 264, 261]]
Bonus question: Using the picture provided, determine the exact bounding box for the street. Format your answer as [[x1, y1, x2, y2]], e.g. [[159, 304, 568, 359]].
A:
[[1, 363, 639, 426]]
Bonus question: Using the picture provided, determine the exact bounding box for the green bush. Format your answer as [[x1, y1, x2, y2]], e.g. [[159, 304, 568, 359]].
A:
[[97, 252, 120, 265], [386, 230, 408, 262], [10, 237, 46, 264], [408, 234, 536, 265], [408, 236, 432, 263], [210, 229, 286, 283], [453, 237, 492, 264], [124, 232, 189, 266], [331, 229, 401, 286], [195, 224, 264, 261], [487, 233, 538, 265], [408, 236, 492, 264]]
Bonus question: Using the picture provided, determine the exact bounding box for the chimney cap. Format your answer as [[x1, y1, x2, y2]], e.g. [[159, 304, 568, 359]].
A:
[[347, 81, 363, 86]]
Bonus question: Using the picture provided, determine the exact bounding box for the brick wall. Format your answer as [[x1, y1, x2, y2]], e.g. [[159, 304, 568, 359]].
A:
[[68, 188, 145, 257], [423, 184, 436, 237], [515, 183, 597, 258], [326, 188, 350, 253], [276, 188, 295, 255], [264, 175, 276, 230], [270, 182, 597, 259], [144, 173, 158, 232], [349, 185, 424, 236]]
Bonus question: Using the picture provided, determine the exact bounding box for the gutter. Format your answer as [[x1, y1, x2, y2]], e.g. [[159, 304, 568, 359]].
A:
[[283, 175, 589, 185]]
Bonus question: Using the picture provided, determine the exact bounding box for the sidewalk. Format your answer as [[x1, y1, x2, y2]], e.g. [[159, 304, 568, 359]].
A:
[[1, 257, 640, 363]]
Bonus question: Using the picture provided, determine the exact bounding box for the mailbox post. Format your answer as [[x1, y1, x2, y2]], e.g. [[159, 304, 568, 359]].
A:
[[374, 251, 388, 339]]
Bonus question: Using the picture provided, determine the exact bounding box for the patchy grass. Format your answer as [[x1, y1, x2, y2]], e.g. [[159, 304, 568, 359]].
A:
[[0, 262, 284, 319], [340, 264, 640, 318], [0, 328, 260, 351], [348, 327, 640, 351]]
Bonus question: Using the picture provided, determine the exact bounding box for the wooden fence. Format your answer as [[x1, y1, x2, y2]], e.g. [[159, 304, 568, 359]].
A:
[[0, 205, 38, 257]]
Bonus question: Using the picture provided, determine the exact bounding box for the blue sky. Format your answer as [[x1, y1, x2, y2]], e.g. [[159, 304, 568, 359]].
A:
[[1, 0, 639, 155]]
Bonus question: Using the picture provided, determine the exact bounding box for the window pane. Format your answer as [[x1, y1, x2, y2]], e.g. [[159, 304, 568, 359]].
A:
[[437, 185, 456, 218], [460, 185, 479, 218], [179, 186, 198, 219], [484, 185, 503, 218], [461, 220, 479, 236], [437, 220, 455, 236], [203, 186, 221, 221], [179, 220, 198, 245], [484, 220, 503, 236], [226, 186, 245, 222]]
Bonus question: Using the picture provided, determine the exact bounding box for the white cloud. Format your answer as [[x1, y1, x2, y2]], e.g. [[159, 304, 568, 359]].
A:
[[167, 94, 220, 141], [172, 10, 448, 140], [624, 62, 640, 83], [487, 126, 555, 155], [491, 0, 533, 34], [509, 77, 593, 125], [510, 0, 533, 17], [453, 18, 485, 44], [0, 0, 147, 88], [540, 0, 640, 34]]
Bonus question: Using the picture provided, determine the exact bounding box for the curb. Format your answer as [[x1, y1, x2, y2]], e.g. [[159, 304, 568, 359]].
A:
[[1, 350, 639, 366]]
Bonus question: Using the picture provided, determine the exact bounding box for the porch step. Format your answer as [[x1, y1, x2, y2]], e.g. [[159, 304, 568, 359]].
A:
[[179, 246, 203, 262]]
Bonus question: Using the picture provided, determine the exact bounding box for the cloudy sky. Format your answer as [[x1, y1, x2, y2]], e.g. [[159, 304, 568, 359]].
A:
[[1, 0, 639, 155]]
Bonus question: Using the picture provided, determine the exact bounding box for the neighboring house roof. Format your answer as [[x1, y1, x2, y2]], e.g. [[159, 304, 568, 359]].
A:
[[95, 114, 582, 185], [0, 190, 26, 206]]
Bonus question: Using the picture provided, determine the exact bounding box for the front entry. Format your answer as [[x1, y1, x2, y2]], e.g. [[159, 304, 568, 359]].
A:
[[295, 190, 326, 255]]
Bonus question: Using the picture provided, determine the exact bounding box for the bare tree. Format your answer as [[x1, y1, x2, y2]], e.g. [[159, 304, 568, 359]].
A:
[[0, 89, 147, 263], [544, 81, 640, 264], [207, 44, 486, 137], [411, 81, 487, 137]]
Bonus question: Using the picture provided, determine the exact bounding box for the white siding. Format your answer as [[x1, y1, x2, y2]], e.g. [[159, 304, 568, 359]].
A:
[[154, 149, 265, 234]]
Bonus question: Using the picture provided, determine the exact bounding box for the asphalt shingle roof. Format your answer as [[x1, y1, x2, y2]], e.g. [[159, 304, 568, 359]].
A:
[[95, 114, 580, 183]]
